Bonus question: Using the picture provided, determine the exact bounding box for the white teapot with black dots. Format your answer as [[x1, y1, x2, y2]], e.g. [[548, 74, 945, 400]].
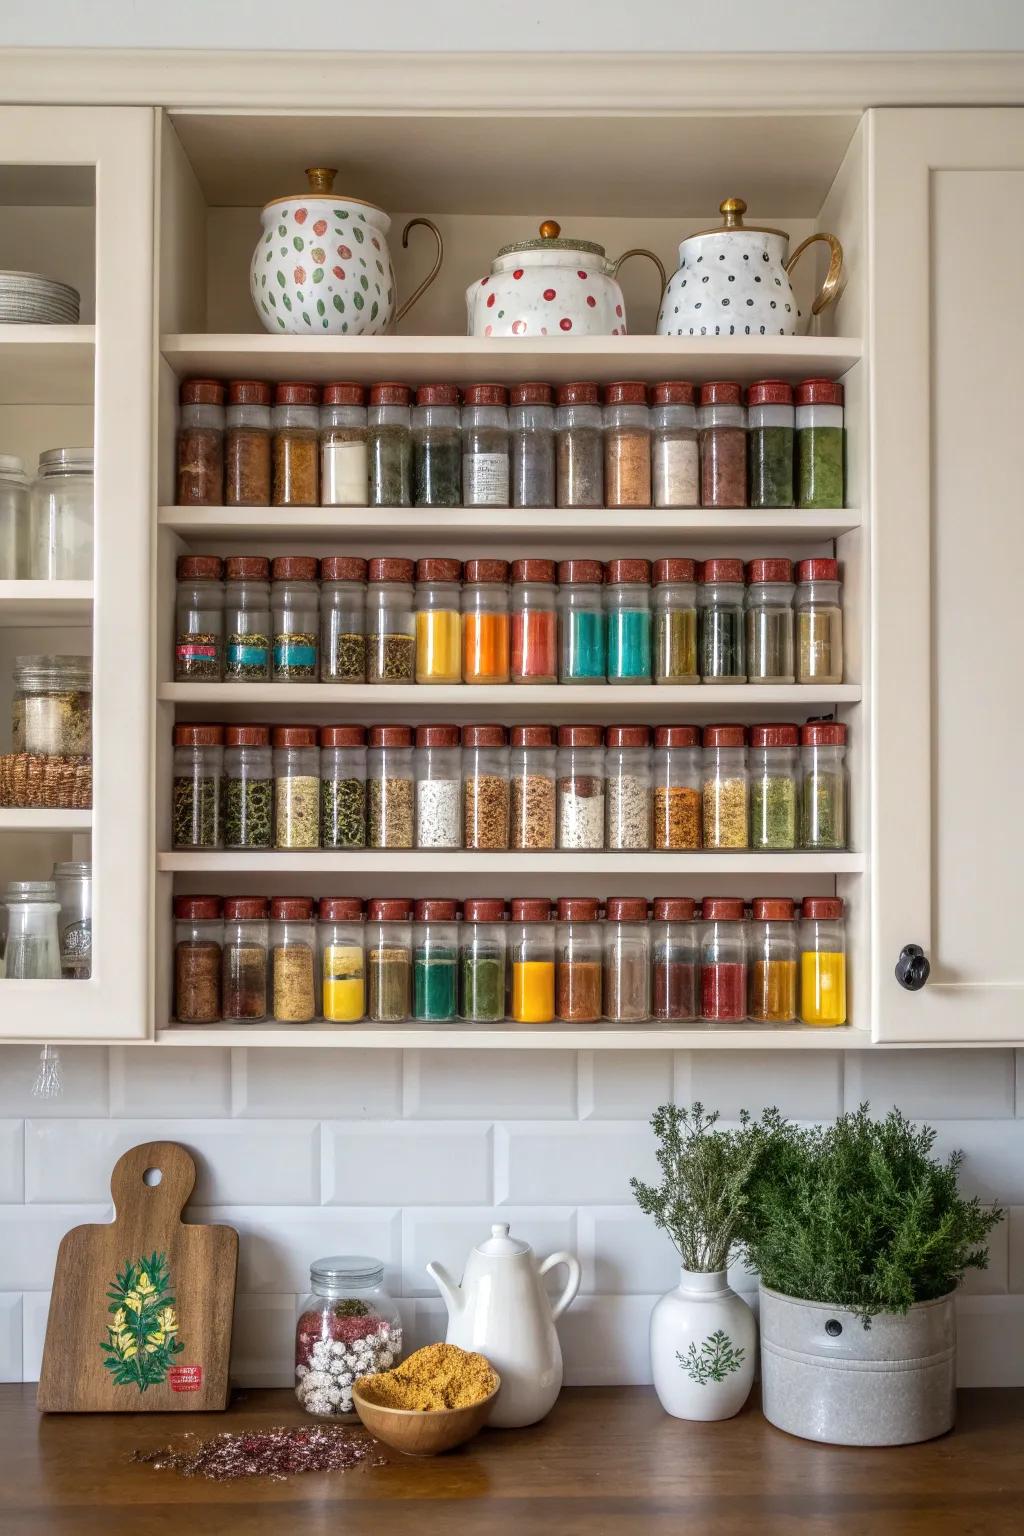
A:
[[657, 197, 843, 338]]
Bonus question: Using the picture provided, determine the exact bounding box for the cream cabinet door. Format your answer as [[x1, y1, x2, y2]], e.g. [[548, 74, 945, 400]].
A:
[[871, 108, 1024, 1043]]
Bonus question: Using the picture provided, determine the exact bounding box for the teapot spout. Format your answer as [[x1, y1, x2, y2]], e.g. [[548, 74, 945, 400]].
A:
[[426, 1261, 464, 1317]]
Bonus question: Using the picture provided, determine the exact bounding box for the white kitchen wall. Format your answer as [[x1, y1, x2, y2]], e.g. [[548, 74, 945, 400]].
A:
[[1, 1044, 1022, 1387]]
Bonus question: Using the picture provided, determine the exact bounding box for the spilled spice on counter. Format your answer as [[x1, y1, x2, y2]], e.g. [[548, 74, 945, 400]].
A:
[[131, 1424, 386, 1482]]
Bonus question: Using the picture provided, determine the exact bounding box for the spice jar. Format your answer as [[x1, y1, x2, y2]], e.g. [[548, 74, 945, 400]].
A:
[[273, 724, 320, 850], [555, 381, 603, 508], [414, 723, 462, 850], [604, 380, 651, 508], [552, 896, 601, 1024], [172, 722, 224, 850], [556, 724, 605, 850], [270, 896, 317, 1023], [510, 897, 555, 1024], [745, 557, 795, 684], [320, 897, 366, 1023], [225, 380, 272, 506], [320, 555, 367, 683], [800, 895, 847, 1025], [557, 558, 606, 684], [222, 896, 269, 1023], [605, 558, 652, 684], [699, 381, 747, 508], [366, 898, 413, 1021], [295, 1256, 402, 1418], [224, 723, 273, 851], [605, 724, 652, 851], [271, 555, 320, 682], [176, 378, 224, 506], [320, 724, 367, 850], [12, 654, 91, 757], [368, 382, 413, 507], [462, 383, 510, 507], [174, 554, 224, 682], [748, 897, 798, 1023], [0, 455, 28, 579], [651, 896, 698, 1021], [510, 724, 556, 851], [510, 383, 555, 508], [603, 896, 650, 1022], [699, 557, 746, 682], [651, 381, 699, 509], [749, 723, 799, 851], [652, 557, 698, 685], [511, 558, 557, 684], [53, 859, 91, 979], [414, 557, 462, 685], [652, 725, 701, 851], [700, 896, 747, 1023], [747, 379, 795, 508], [224, 554, 271, 682], [413, 384, 461, 507], [174, 894, 223, 1022], [796, 558, 843, 685], [461, 558, 510, 684], [3, 880, 60, 979], [413, 898, 459, 1022], [29, 447, 94, 580], [368, 724, 415, 849], [367, 556, 416, 684], [463, 723, 510, 851], [272, 381, 320, 506], [460, 897, 507, 1022], [320, 381, 367, 507], [702, 723, 749, 850], [796, 378, 844, 509], [800, 720, 848, 851]]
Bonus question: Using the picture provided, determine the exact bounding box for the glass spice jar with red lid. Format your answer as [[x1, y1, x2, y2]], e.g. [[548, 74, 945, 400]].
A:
[[511, 557, 557, 684], [510, 382, 555, 508], [172, 722, 224, 850], [272, 381, 320, 507], [176, 378, 225, 506], [224, 554, 271, 681], [745, 557, 795, 684], [222, 896, 269, 1023], [700, 896, 747, 1023], [747, 378, 794, 509], [800, 719, 848, 850], [651, 380, 699, 509], [320, 381, 367, 507], [748, 896, 798, 1023], [174, 894, 223, 1023], [555, 896, 603, 1023], [603, 896, 650, 1022], [698, 381, 747, 508], [699, 556, 746, 682], [462, 383, 510, 508], [606, 557, 652, 684], [651, 896, 699, 1021], [225, 379, 272, 507], [510, 723, 556, 851], [270, 895, 317, 1023], [175, 554, 224, 682], [604, 380, 651, 509], [413, 383, 462, 508], [369, 382, 413, 507], [555, 381, 603, 509]]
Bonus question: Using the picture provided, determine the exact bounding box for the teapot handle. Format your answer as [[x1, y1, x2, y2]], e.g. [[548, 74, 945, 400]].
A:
[[394, 217, 444, 324], [538, 1250, 582, 1320], [784, 231, 844, 317], [611, 247, 668, 304]]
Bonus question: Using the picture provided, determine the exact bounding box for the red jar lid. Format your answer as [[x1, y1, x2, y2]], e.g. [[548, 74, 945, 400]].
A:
[[747, 557, 793, 584], [510, 383, 554, 406], [173, 723, 224, 748], [320, 555, 367, 583], [702, 897, 746, 921], [224, 896, 269, 920], [557, 381, 600, 405], [557, 558, 604, 585], [654, 725, 700, 749], [653, 897, 697, 922], [511, 724, 555, 749], [415, 557, 461, 583], [227, 379, 272, 406], [272, 725, 318, 749], [174, 894, 223, 920], [319, 896, 364, 922], [271, 896, 314, 920], [369, 725, 413, 748], [651, 381, 696, 406], [415, 383, 459, 406], [605, 380, 647, 405], [796, 558, 840, 583], [558, 724, 603, 749], [274, 381, 319, 406], [322, 381, 365, 406], [369, 382, 412, 407], [802, 896, 844, 920], [511, 558, 556, 585], [796, 378, 844, 407], [701, 557, 745, 585], [463, 897, 506, 923], [557, 896, 600, 922], [747, 379, 793, 407], [271, 555, 318, 582], [699, 381, 743, 407], [510, 897, 552, 922], [224, 724, 270, 748], [752, 897, 795, 922], [415, 724, 460, 748], [703, 724, 746, 749], [605, 558, 651, 586], [463, 557, 509, 584], [177, 554, 223, 581], [368, 556, 414, 584], [180, 378, 225, 406], [606, 897, 648, 922], [606, 725, 650, 749], [749, 723, 799, 749], [320, 724, 366, 749], [224, 555, 270, 581], [367, 898, 412, 921], [414, 898, 459, 922], [463, 723, 507, 749], [463, 383, 508, 407], [653, 557, 697, 585], [801, 720, 847, 747]]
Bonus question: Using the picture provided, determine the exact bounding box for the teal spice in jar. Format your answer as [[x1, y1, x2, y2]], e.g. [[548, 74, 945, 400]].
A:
[[606, 559, 652, 682], [414, 945, 458, 1020], [564, 610, 606, 680]]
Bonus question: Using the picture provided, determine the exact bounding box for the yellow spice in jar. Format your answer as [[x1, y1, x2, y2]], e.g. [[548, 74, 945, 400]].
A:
[[800, 949, 846, 1025], [357, 1342, 497, 1411], [415, 609, 462, 683], [322, 943, 365, 1022]]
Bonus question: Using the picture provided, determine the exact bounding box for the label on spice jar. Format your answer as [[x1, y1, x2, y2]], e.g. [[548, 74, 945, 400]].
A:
[[175, 639, 219, 667], [322, 440, 369, 505], [463, 453, 509, 505], [227, 638, 270, 672], [273, 637, 318, 671]]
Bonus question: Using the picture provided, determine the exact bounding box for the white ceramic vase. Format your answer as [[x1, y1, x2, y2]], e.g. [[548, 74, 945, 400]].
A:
[[650, 1269, 756, 1421]]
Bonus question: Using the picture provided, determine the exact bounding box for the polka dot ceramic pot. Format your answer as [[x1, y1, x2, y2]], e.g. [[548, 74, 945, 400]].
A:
[[657, 197, 843, 339], [250, 167, 442, 336], [467, 221, 665, 338]]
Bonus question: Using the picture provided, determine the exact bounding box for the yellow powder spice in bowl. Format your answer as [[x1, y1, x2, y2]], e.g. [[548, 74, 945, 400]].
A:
[[353, 1343, 501, 1457]]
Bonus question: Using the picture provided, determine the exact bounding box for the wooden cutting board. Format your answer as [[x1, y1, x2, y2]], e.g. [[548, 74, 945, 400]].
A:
[[37, 1140, 238, 1412]]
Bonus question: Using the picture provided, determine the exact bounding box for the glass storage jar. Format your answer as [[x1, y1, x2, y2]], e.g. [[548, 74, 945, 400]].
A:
[[174, 554, 224, 682], [3, 880, 60, 980], [510, 897, 555, 1024], [273, 724, 320, 850], [605, 724, 652, 851], [320, 381, 367, 507], [272, 381, 320, 506], [414, 557, 462, 684], [747, 379, 795, 508], [12, 654, 92, 757], [174, 894, 223, 1022], [462, 382, 510, 508], [271, 554, 319, 681], [555, 896, 602, 1023], [460, 897, 507, 1022], [698, 380, 747, 508], [366, 898, 413, 1021], [796, 378, 844, 509], [175, 379, 224, 506], [53, 859, 91, 979], [700, 896, 747, 1023], [224, 554, 271, 682], [750, 723, 799, 851], [413, 383, 461, 507], [651, 380, 699, 508], [510, 557, 557, 684], [800, 895, 847, 1025], [222, 895, 269, 1023], [652, 724, 701, 851], [510, 382, 555, 508], [30, 446, 94, 579], [320, 724, 367, 850], [748, 896, 798, 1023], [414, 723, 462, 850], [320, 555, 367, 683], [462, 557, 510, 684], [555, 381, 603, 508], [463, 723, 510, 852], [796, 557, 843, 685], [652, 557, 698, 685], [413, 898, 459, 1022], [270, 895, 317, 1023], [651, 896, 698, 1021], [556, 723, 605, 850], [556, 558, 606, 684], [800, 720, 848, 850], [603, 896, 650, 1022], [172, 722, 223, 850], [368, 724, 414, 849], [605, 558, 652, 684], [702, 723, 749, 850], [367, 556, 415, 684], [604, 380, 651, 508], [0, 455, 29, 579], [319, 896, 365, 1023], [295, 1255, 402, 1418], [745, 557, 795, 684], [368, 382, 413, 507], [510, 724, 556, 851], [225, 379, 272, 506], [699, 557, 746, 682], [224, 723, 273, 851]]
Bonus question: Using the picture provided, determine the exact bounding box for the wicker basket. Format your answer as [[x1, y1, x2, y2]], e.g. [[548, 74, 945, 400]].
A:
[[0, 753, 92, 809]]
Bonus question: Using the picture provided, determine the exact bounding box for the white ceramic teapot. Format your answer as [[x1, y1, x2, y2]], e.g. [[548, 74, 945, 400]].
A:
[[427, 1223, 581, 1428], [657, 197, 843, 339], [250, 166, 442, 337]]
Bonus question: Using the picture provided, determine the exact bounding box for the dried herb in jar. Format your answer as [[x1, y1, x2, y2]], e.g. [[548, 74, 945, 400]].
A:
[[226, 632, 270, 681], [368, 777, 414, 848], [654, 610, 698, 683], [173, 775, 221, 849], [368, 633, 415, 684], [460, 951, 504, 1022], [369, 424, 413, 507], [751, 775, 797, 850], [175, 941, 221, 1022], [652, 784, 701, 850], [225, 776, 273, 850], [511, 774, 556, 851], [699, 608, 744, 681], [275, 775, 320, 849], [369, 946, 411, 1021], [333, 632, 367, 682], [273, 632, 318, 680], [321, 777, 367, 849], [702, 775, 748, 849], [464, 774, 510, 852], [175, 633, 221, 682], [273, 944, 316, 1022], [800, 772, 846, 850]]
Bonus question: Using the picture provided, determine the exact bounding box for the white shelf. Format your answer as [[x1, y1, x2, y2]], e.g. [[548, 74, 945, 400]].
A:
[[0, 580, 93, 625], [0, 324, 94, 404], [156, 1021, 872, 1049], [158, 850, 865, 874], [0, 808, 91, 831]]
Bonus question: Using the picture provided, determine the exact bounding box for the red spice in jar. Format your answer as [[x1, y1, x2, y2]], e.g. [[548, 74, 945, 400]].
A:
[[511, 608, 557, 683], [653, 960, 697, 1021], [700, 961, 747, 1022]]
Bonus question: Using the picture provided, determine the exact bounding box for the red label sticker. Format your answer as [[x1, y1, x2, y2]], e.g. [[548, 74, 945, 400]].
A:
[[168, 1365, 203, 1392]]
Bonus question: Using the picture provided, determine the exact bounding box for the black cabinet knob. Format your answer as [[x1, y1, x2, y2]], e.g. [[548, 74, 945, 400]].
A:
[[895, 944, 930, 991]]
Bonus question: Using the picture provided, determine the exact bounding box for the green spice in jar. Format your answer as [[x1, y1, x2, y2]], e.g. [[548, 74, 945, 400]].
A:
[[460, 951, 505, 1022], [224, 776, 273, 850], [654, 609, 697, 683], [747, 380, 795, 508], [796, 379, 844, 509], [172, 775, 221, 849], [800, 772, 846, 850], [751, 775, 797, 850], [321, 777, 367, 849]]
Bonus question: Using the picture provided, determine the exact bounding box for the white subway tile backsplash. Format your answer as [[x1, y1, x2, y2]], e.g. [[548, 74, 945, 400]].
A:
[[930, 1121, 1024, 1203], [0, 1204, 110, 1289], [401, 1208, 576, 1297], [495, 1122, 657, 1206], [188, 1206, 401, 1295], [322, 1123, 492, 1205], [845, 1050, 1015, 1119], [0, 1122, 23, 1201], [0, 1047, 107, 1117], [578, 1051, 672, 1120], [230, 1293, 298, 1388], [235, 1048, 402, 1120], [0, 1294, 22, 1381], [688, 1051, 843, 1121], [578, 1207, 678, 1296], [955, 1296, 1024, 1386], [404, 1051, 576, 1120], [559, 1294, 660, 1385], [21, 1291, 49, 1381], [110, 1047, 231, 1117]]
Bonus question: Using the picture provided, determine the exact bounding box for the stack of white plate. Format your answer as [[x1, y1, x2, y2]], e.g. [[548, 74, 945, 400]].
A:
[[0, 271, 80, 325]]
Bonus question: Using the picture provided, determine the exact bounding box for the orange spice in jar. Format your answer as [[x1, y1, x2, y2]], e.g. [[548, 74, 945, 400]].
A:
[[603, 381, 651, 509], [272, 381, 320, 506], [461, 558, 510, 683]]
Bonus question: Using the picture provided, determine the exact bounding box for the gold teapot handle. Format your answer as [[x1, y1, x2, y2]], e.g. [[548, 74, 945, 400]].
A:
[[612, 247, 668, 302], [394, 217, 444, 324], [785, 231, 844, 316]]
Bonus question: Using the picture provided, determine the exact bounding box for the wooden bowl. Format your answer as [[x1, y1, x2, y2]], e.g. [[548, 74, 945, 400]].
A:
[[352, 1375, 501, 1457]]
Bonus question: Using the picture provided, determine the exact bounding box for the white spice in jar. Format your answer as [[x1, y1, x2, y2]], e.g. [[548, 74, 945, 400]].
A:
[[415, 777, 462, 848], [557, 777, 606, 850], [606, 774, 652, 850]]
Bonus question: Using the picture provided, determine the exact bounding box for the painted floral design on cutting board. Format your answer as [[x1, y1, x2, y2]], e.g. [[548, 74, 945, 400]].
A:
[[100, 1251, 185, 1391]]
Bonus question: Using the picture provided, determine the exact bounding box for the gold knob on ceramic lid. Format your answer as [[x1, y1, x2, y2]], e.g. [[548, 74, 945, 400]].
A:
[[719, 197, 747, 228], [305, 166, 338, 194], [539, 219, 561, 239]]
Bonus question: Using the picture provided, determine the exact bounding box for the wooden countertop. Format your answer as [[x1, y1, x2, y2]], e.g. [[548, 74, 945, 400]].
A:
[[4, 1383, 1023, 1535]]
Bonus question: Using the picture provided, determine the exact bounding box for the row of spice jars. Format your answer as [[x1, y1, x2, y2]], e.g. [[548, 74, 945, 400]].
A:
[[175, 376, 844, 511], [175, 553, 843, 687], [171, 719, 849, 853], [173, 893, 847, 1027]]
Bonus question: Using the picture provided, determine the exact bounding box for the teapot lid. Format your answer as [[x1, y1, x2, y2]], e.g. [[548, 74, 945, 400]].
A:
[[496, 219, 605, 260], [474, 1223, 532, 1256], [690, 197, 788, 240], [263, 165, 385, 216]]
